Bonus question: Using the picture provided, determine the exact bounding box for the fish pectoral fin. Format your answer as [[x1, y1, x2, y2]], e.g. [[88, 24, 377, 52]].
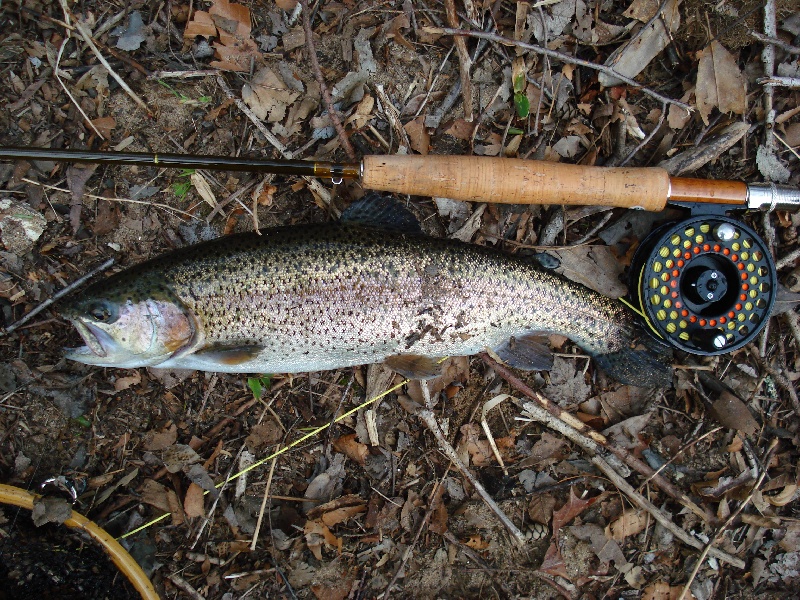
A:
[[384, 354, 443, 380], [494, 334, 554, 371], [193, 344, 263, 366]]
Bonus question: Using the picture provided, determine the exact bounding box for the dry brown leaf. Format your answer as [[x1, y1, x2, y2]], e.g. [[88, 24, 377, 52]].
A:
[[695, 40, 746, 126], [113, 370, 141, 392], [304, 518, 341, 560], [332, 433, 369, 466], [766, 484, 798, 507], [242, 66, 300, 122], [606, 509, 648, 540], [140, 479, 171, 513], [710, 391, 759, 435], [528, 493, 556, 525], [184, 10, 217, 38], [320, 504, 366, 527], [90, 116, 115, 138], [184, 482, 205, 518], [444, 118, 474, 140], [549, 245, 627, 298], [552, 487, 598, 532], [245, 421, 282, 451], [143, 423, 178, 452], [464, 534, 490, 550], [404, 115, 430, 155], [162, 444, 202, 473], [530, 432, 570, 466]]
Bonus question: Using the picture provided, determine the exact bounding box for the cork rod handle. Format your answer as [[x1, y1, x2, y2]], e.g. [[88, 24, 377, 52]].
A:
[[363, 155, 671, 210]]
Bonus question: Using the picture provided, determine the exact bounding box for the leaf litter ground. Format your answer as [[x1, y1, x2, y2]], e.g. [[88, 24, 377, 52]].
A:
[[0, 0, 799, 598]]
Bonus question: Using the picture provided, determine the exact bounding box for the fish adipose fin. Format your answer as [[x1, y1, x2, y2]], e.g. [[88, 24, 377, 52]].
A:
[[494, 334, 554, 371], [194, 344, 263, 366], [385, 354, 444, 379], [341, 193, 422, 234], [591, 324, 673, 388]]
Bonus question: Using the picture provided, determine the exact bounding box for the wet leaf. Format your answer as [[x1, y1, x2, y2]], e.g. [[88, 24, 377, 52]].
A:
[[332, 433, 369, 466]]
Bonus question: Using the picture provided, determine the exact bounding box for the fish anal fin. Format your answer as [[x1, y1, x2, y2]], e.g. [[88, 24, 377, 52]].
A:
[[385, 354, 443, 379], [494, 334, 554, 371], [194, 344, 263, 366]]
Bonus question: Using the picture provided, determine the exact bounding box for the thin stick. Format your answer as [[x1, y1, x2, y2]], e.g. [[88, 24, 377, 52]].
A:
[[21, 178, 200, 220], [382, 465, 452, 597], [482, 354, 715, 524], [758, 76, 800, 89], [413, 380, 527, 545], [750, 31, 800, 54], [590, 451, 744, 568], [444, 0, 474, 121], [54, 34, 104, 139], [167, 573, 206, 600], [775, 246, 800, 270], [620, 101, 667, 166], [216, 76, 333, 207], [300, 0, 356, 161], [250, 453, 279, 551], [3, 258, 114, 336], [678, 439, 778, 599], [436, 28, 692, 111], [73, 21, 151, 116]]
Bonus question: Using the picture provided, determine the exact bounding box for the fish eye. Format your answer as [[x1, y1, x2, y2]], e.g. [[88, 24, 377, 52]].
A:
[[87, 301, 117, 324]]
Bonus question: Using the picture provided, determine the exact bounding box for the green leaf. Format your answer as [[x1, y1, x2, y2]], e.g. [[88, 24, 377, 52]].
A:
[[513, 93, 530, 119], [513, 73, 526, 95], [247, 375, 272, 400], [172, 180, 192, 199], [73, 415, 91, 428], [508, 127, 524, 135]]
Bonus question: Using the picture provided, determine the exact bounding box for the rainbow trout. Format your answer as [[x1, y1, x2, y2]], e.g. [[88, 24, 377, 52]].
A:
[[62, 196, 671, 386]]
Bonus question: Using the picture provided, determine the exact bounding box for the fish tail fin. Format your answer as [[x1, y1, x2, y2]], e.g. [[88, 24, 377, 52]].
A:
[[591, 320, 673, 387]]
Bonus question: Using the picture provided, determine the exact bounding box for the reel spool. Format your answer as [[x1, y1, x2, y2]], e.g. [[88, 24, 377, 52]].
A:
[[629, 215, 776, 355]]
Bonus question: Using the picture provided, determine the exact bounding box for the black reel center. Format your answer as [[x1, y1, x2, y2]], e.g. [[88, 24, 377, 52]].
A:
[[630, 215, 776, 355]]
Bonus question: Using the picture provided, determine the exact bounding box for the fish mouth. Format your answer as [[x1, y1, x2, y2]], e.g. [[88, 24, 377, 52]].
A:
[[66, 319, 109, 358]]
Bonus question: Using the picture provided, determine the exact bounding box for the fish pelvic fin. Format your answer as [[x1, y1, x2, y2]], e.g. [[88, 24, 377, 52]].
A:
[[385, 354, 444, 379], [494, 334, 554, 371], [591, 322, 673, 388]]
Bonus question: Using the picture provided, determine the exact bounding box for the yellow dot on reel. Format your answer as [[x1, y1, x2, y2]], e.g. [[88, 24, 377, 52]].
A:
[[656, 309, 667, 321], [650, 278, 659, 288], [728, 321, 736, 330], [679, 320, 687, 329], [679, 332, 690, 340], [652, 262, 663, 273], [651, 295, 661, 305], [700, 223, 710, 233], [741, 251, 749, 260], [750, 276, 757, 285], [684, 227, 695, 237], [671, 234, 681, 246], [732, 242, 741, 251], [743, 238, 752, 249], [663, 299, 672, 308], [745, 301, 753, 311], [665, 259, 674, 269], [673, 248, 681, 258], [661, 285, 669, 295], [695, 235, 704, 244], [666, 323, 677, 333], [669, 310, 678, 320], [659, 246, 670, 258]]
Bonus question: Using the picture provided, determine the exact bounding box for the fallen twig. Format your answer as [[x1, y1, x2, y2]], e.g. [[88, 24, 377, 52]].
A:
[[678, 439, 778, 598], [410, 380, 527, 545], [758, 76, 800, 89], [482, 354, 716, 524], [73, 21, 151, 116], [444, 0, 474, 121], [750, 31, 800, 54], [216, 76, 332, 207], [3, 258, 114, 336], [168, 573, 206, 600], [300, 0, 356, 161], [435, 27, 692, 111]]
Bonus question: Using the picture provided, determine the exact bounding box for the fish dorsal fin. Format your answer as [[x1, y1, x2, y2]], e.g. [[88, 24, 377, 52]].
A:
[[341, 193, 422, 234], [385, 354, 443, 379], [494, 334, 554, 371], [194, 344, 263, 366]]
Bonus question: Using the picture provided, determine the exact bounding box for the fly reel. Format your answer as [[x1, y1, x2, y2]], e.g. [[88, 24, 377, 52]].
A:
[[629, 214, 776, 355]]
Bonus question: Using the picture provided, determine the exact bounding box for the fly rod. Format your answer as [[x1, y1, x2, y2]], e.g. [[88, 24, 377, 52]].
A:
[[0, 146, 798, 212]]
